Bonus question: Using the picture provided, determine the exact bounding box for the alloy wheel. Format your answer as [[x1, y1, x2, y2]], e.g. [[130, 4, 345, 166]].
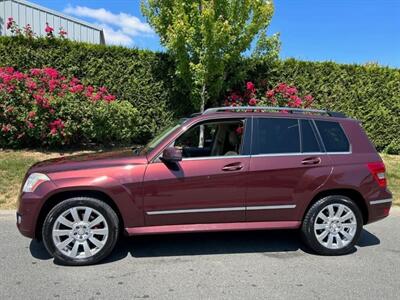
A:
[[52, 206, 109, 259], [313, 203, 357, 250]]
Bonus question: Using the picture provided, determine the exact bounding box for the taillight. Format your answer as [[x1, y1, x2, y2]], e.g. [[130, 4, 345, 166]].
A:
[[367, 162, 387, 188]]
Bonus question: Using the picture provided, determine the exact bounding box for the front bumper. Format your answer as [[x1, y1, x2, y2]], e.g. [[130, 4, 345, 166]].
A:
[[16, 181, 56, 239]]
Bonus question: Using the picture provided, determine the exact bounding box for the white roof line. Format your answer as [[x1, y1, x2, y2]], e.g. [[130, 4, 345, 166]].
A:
[[11, 0, 104, 32]]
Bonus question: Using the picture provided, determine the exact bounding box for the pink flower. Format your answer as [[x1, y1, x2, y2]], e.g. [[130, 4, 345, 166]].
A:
[[276, 83, 288, 93], [30, 68, 42, 76], [23, 24, 34, 37], [6, 85, 15, 93], [50, 128, 57, 135], [236, 127, 244, 135], [104, 94, 116, 102], [58, 27, 67, 38], [249, 98, 257, 106], [0, 74, 13, 84], [1, 124, 11, 133], [91, 93, 102, 101], [43, 67, 59, 79], [246, 82, 255, 91], [27, 111, 36, 118], [26, 120, 35, 129], [69, 77, 80, 86], [6, 17, 13, 30], [304, 94, 314, 104], [289, 95, 302, 107], [49, 119, 65, 135], [45, 23, 54, 33], [99, 86, 108, 94], [85, 86, 94, 97], [286, 86, 298, 95], [69, 84, 84, 93], [5, 67, 14, 74], [266, 90, 275, 98], [48, 79, 59, 92], [26, 80, 37, 90]]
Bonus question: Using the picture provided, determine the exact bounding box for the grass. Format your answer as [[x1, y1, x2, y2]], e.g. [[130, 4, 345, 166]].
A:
[[0, 150, 399, 209], [0, 149, 94, 209], [381, 154, 400, 206]]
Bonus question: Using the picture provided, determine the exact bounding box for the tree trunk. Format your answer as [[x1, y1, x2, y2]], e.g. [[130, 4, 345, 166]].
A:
[[198, 84, 206, 147]]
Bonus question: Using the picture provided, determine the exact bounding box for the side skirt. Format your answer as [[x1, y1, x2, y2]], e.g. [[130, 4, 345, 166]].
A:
[[125, 221, 301, 236]]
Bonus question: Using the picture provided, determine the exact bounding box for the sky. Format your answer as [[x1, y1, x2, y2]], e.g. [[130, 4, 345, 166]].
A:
[[29, 0, 400, 67]]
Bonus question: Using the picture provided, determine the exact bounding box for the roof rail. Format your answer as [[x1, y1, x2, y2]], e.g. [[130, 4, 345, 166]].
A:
[[202, 106, 346, 118]]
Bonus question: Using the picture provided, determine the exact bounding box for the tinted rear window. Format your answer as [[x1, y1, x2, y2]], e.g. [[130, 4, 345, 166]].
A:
[[301, 120, 320, 152], [253, 118, 300, 154], [315, 120, 350, 152]]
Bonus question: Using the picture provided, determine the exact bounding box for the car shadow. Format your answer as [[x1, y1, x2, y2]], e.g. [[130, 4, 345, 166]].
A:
[[29, 228, 381, 264]]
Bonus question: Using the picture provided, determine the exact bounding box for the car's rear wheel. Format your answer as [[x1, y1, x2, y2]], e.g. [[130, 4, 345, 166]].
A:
[[42, 197, 119, 266], [301, 195, 363, 255]]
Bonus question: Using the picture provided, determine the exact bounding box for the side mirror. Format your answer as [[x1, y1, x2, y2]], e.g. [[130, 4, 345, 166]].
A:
[[161, 147, 182, 163]]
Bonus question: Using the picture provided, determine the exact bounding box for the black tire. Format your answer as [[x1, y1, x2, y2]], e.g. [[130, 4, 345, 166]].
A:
[[42, 197, 119, 266], [301, 195, 363, 255]]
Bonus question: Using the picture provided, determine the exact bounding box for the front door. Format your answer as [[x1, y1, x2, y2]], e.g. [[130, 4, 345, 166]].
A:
[[143, 118, 250, 226]]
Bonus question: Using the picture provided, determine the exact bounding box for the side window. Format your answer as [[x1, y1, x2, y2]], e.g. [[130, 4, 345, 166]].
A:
[[173, 120, 245, 158], [315, 120, 350, 152], [253, 118, 300, 154], [301, 120, 320, 153]]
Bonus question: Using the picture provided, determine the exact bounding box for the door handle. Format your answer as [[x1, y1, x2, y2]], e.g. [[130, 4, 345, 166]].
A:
[[222, 163, 243, 171], [301, 157, 321, 165]]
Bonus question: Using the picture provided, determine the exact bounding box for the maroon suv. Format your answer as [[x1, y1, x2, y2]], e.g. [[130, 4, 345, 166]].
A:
[[17, 106, 392, 265]]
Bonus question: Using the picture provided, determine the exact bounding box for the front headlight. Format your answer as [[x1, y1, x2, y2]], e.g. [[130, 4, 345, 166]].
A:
[[22, 173, 50, 193]]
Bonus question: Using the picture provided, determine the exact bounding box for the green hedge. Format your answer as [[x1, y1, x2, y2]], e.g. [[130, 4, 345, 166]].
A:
[[247, 59, 400, 153], [0, 36, 187, 144], [1, 37, 399, 153]]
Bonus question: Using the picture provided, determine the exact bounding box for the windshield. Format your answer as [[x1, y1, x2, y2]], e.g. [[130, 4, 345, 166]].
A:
[[139, 120, 184, 156]]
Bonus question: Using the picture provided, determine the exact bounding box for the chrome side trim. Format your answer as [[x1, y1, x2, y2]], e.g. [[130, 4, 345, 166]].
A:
[[251, 152, 327, 157], [146, 204, 296, 215], [247, 205, 296, 210], [326, 152, 352, 155], [147, 207, 245, 215], [182, 155, 251, 161], [370, 198, 393, 205], [250, 152, 351, 158]]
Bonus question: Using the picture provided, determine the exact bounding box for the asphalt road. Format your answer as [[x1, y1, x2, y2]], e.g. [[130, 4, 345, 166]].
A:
[[1, 208, 399, 300]]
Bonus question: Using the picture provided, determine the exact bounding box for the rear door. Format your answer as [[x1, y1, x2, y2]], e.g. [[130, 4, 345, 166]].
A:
[[246, 117, 333, 222]]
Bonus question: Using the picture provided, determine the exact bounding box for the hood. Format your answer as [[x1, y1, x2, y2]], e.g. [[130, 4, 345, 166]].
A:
[[29, 149, 148, 174]]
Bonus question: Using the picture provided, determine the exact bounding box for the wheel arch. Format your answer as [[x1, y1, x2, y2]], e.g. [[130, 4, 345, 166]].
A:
[[303, 189, 369, 224], [35, 189, 124, 240]]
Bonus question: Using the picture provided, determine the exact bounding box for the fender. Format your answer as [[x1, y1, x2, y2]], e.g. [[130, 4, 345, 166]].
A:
[[41, 163, 147, 228]]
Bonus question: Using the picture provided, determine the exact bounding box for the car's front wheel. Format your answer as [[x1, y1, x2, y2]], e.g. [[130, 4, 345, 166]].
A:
[[301, 195, 363, 255], [42, 197, 119, 266]]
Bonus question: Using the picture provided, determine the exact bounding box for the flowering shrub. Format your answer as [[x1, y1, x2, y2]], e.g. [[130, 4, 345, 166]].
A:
[[6, 17, 66, 39], [0, 67, 138, 148], [225, 81, 314, 110]]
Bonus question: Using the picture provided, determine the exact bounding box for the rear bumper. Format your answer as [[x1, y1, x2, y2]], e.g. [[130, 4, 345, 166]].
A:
[[367, 197, 392, 224]]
